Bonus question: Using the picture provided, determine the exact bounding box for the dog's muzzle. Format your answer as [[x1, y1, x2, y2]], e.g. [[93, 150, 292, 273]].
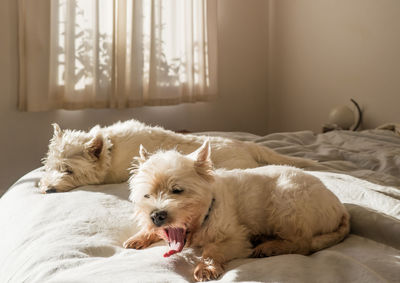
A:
[[151, 210, 168, 227], [45, 188, 58, 194]]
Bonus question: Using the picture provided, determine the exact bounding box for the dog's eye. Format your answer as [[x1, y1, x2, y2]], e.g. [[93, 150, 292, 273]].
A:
[[172, 188, 184, 194], [64, 169, 73, 175], [144, 194, 150, 199]]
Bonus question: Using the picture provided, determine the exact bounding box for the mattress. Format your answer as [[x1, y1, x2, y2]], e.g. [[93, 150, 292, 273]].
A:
[[0, 128, 399, 283]]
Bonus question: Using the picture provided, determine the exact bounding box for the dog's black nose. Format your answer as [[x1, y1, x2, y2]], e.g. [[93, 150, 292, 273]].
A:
[[151, 210, 168, 227], [45, 188, 58, 194]]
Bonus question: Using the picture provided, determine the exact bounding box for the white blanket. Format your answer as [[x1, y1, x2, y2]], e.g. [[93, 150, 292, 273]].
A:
[[1, 129, 399, 283]]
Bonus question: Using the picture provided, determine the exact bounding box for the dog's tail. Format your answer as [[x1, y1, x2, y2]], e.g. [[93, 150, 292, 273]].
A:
[[310, 211, 351, 252], [244, 141, 317, 168]]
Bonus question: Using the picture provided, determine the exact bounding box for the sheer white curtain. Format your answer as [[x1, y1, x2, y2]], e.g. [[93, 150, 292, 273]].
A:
[[18, 0, 218, 111]]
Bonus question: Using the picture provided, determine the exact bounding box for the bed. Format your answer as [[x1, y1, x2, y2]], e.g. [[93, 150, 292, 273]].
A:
[[1, 127, 399, 282]]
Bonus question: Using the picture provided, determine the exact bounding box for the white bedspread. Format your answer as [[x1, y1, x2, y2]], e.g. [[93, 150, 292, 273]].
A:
[[1, 129, 399, 283]]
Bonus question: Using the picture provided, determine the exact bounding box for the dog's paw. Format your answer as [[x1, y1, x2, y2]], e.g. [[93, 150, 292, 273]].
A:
[[252, 244, 280, 257], [252, 239, 305, 257], [123, 237, 152, 249], [193, 261, 223, 282], [251, 246, 269, 258]]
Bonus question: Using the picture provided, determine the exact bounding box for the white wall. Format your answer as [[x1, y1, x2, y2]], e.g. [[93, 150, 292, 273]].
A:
[[0, 0, 269, 194], [268, 0, 400, 133]]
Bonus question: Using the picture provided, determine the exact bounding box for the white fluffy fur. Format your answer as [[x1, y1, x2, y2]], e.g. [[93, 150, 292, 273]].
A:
[[125, 141, 350, 282], [40, 119, 316, 193]]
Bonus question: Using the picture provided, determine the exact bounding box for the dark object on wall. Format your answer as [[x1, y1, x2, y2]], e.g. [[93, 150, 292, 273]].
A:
[[350, 98, 362, 131]]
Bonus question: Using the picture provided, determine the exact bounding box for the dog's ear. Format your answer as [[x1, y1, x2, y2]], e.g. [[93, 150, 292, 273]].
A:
[[130, 145, 149, 171], [191, 140, 214, 181], [51, 123, 63, 139], [138, 144, 150, 163], [86, 135, 104, 160], [89, 125, 101, 134]]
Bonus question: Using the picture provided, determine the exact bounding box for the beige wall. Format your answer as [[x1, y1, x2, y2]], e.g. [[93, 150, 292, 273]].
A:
[[0, 0, 269, 194], [2, 0, 400, 195], [268, 0, 400, 132]]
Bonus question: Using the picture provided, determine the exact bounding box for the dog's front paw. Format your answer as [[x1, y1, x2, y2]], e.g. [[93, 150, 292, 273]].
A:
[[123, 236, 152, 249], [194, 260, 223, 282]]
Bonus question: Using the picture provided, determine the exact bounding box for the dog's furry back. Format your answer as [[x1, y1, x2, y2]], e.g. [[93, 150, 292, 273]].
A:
[[210, 166, 350, 252]]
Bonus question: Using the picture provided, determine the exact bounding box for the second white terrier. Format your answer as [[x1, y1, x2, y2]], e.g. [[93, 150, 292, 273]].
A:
[[39, 119, 316, 193], [124, 141, 350, 282]]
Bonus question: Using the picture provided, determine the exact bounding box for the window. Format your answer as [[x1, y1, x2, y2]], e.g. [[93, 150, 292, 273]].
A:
[[18, 0, 218, 111]]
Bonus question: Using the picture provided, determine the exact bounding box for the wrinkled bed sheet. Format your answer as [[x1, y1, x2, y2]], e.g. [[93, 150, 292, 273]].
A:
[[0, 129, 399, 283]]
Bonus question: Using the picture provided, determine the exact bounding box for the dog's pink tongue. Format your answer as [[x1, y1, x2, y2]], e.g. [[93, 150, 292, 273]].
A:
[[163, 228, 185, 258]]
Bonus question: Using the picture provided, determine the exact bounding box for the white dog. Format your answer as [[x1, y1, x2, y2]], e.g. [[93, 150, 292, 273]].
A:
[[40, 119, 316, 193], [124, 141, 350, 281]]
